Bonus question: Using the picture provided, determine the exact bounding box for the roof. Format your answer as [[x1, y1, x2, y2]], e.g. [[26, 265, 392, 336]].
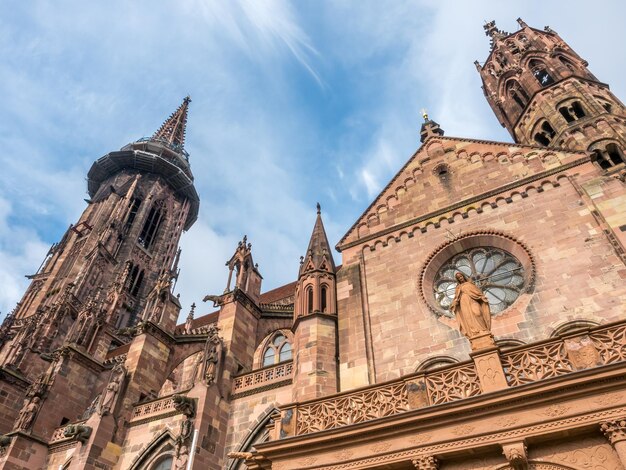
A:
[[259, 281, 297, 304]]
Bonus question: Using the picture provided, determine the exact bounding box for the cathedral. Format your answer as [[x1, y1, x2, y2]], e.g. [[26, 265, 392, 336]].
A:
[[0, 18, 625, 470]]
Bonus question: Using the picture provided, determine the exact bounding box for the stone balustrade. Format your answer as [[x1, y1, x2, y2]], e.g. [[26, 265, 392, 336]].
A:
[[130, 395, 177, 423], [232, 361, 293, 396], [278, 321, 626, 437]]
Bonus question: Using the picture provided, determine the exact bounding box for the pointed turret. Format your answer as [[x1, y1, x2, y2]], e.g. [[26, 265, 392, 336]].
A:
[[292, 204, 339, 401], [151, 96, 191, 151], [299, 204, 336, 277]]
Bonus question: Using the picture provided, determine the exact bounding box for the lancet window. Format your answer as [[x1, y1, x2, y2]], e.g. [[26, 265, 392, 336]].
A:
[[138, 204, 165, 250]]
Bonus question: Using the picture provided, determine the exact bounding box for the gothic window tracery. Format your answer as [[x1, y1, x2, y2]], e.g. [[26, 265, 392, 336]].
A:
[[262, 333, 292, 367], [138, 204, 165, 250], [306, 286, 314, 313], [433, 247, 526, 315]]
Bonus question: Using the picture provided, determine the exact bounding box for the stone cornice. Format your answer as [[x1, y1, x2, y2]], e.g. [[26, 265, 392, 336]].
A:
[[60, 345, 106, 374], [292, 312, 337, 332], [0, 367, 30, 390], [338, 156, 589, 252]]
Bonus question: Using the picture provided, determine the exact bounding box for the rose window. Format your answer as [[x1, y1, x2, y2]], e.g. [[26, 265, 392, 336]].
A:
[[433, 247, 525, 315]]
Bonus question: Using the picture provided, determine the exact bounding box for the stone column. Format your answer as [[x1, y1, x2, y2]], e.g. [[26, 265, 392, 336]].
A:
[[600, 418, 626, 467], [412, 455, 439, 469]]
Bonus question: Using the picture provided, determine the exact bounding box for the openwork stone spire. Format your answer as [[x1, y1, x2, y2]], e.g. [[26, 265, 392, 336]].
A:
[[152, 96, 191, 150]]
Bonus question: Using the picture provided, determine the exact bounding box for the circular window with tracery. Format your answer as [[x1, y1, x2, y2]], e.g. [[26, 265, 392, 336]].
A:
[[433, 247, 526, 315]]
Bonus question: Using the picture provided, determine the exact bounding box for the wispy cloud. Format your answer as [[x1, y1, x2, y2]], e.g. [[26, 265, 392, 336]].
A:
[[1, 1, 624, 319]]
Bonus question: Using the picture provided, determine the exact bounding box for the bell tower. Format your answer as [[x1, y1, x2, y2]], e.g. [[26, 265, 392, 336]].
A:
[[0, 97, 200, 374], [477, 18, 626, 170]]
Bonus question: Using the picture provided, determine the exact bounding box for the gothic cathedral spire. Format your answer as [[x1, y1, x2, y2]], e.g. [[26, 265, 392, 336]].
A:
[[151, 96, 191, 151]]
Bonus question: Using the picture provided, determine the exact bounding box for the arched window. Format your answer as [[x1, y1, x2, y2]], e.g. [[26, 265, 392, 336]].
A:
[[306, 287, 314, 313], [530, 59, 555, 87], [262, 333, 292, 367], [138, 205, 164, 250], [593, 143, 625, 169], [533, 120, 556, 146], [595, 95, 613, 114], [320, 285, 328, 313], [559, 101, 585, 123], [152, 457, 173, 470], [505, 80, 529, 110], [558, 56, 576, 72]]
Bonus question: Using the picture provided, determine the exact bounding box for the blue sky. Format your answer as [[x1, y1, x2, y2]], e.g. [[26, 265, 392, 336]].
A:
[[1, 0, 624, 320]]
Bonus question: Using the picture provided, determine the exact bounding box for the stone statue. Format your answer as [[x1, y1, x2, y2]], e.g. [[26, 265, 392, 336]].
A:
[[450, 272, 492, 339], [204, 331, 223, 385], [174, 444, 189, 470], [14, 396, 40, 431], [99, 365, 125, 415]]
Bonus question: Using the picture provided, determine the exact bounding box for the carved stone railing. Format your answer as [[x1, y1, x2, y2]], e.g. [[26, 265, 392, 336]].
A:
[[232, 361, 293, 396], [49, 420, 86, 444], [289, 361, 480, 436], [501, 322, 626, 387], [130, 395, 177, 423], [277, 321, 626, 438]]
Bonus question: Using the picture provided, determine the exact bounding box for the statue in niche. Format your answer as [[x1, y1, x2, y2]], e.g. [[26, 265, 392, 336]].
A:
[[450, 272, 492, 339], [14, 396, 40, 432], [99, 364, 125, 415], [203, 325, 223, 385]]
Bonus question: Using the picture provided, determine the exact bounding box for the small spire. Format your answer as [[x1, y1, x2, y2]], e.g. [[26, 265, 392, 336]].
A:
[[316, 202, 321, 215], [516, 17, 528, 28], [420, 113, 445, 143], [152, 96, 191, 150], [421, 108, 429, 122], [483, 20, 508, 49], [299, 206, 335, 277]]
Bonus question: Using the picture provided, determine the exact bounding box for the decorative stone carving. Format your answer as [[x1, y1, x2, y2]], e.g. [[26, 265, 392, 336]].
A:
[[412, 455, 439, 469], [204, 327, 223, 386], [425, 364, 481, 405], [564, 335, 601, 369], [473, 350, 508, 392], [502, 441, 528, 470], [600, 418, 626, 445], [98, 364, 126, 415], [183, 303, 195, 334], [63, 424, 92, 443], [144, 270, 173, 323], [14, 396, 41, 432], [173, 394, 196, 418], [450, 272, 495, 350], [81, 394, 100, 420]]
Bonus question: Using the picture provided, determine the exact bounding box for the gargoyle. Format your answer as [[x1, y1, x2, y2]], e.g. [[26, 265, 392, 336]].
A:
[[63, 424, 92, 444], [172, 394, 196, 418], [116, 326, 137, 337], [202, 294, 221, 307]]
